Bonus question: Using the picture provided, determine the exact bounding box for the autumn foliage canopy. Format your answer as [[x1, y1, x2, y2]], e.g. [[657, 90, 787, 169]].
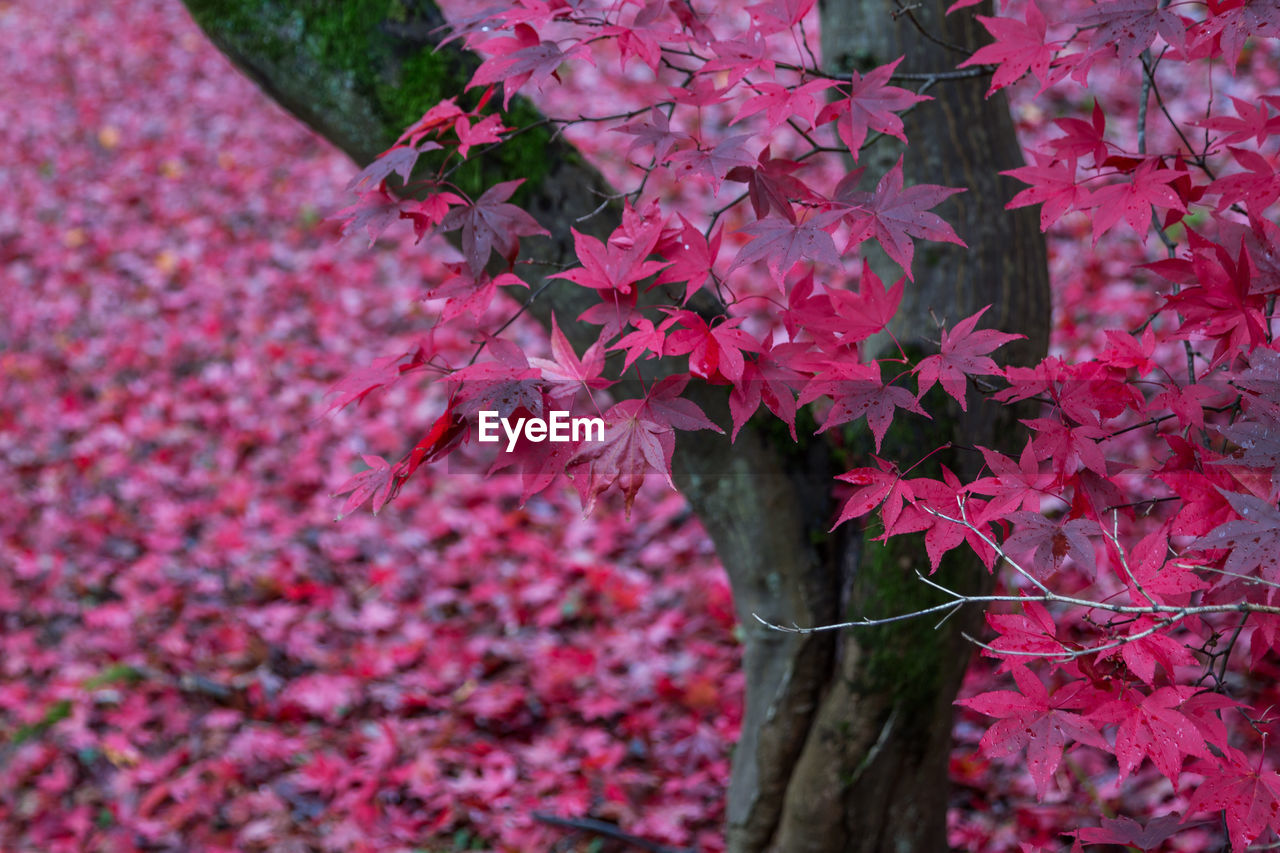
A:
[[327, 0, 1280, 848]]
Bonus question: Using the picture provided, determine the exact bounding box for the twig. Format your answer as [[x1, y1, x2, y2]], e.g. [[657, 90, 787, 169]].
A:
[[532, 812, 694, 853]]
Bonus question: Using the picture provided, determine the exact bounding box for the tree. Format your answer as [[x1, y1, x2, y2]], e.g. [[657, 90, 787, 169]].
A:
[[181, 0, 1280, 851]]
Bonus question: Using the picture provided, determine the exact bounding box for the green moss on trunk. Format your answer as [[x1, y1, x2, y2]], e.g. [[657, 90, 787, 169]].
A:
[[182, 0, 553, 200]]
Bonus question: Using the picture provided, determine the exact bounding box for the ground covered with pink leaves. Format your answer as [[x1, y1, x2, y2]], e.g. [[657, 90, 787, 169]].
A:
[[0, 3, 741, 850]]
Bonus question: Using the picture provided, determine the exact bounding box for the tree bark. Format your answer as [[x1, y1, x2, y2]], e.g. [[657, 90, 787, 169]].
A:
[[181, 1, 1048, 851]]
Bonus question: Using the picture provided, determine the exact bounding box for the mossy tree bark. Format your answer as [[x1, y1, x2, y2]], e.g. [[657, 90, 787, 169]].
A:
[[182, 1, 1048, 850]]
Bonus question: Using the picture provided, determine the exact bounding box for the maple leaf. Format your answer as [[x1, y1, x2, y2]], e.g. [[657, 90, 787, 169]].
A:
[[841, 157, 966, 277], [1073, 0, 1186, 64], [958, 668, 1108, 800], [800, 361, 927, 451], [970, 438, 1056, 523], [452, 113, 506, 158], [1185, 748, 1280, 852], [468, 24, 587, 109], [745, 0, 816, 34], [655, 214, 721, 303], [450, 342, 543, 421], [725, 149, 814, 222], [985, 601, 1069, 661], [808, 260, 904, 345], [400, 189, 465, 242], [422, 265, 525, 323], [612, 108, 690, 165], [1002, 512, 1098, 577], [1194, 95, 1280, 147], [398, 405, 470, 484], [1159, 241, 1267, 366], [1189, 0, 1280, 70], [599, 2, 679, 74], [703, 32, 776, 86], [1073, 815, 1192, 850], [1022, 416, 1110, 479], [1190, 488, 1280, 582], [397, 97, 466, 147], [345, 143, 440, 192], [438, 179, 549, 276], [567, 376, 719, 516], [1213, 418, 1280, 499], [1210, 146, 1280, 213], [728, 340, 805, 440], [325, 347, 426, 414], [733, 79, 836, 133], [578, 289, 642, 343], [960, 2, 1062, 95], [1047, 102, 1111, 167], [610, 315, 675, 371], [663, 311, 762, 384], [1092, 687, 1210, 782], [832, 458, 909, 530], [914, 306, 1023, 409], [548, 227, 668, 294], [529, 314, 610, 407], [728, 209, 843, 286], [815, 58, 930, 157], [668, 133, 757, 190], [1003, 150, 1091, 231], [330, 188, 409, 245], [333, 454, 397, 517], [1088, 159, 1186, 243], [1121, 526, 1206, 605]]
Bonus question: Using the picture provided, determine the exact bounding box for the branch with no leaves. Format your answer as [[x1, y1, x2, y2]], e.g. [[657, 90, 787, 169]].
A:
[[754, 499, 1280, 663]]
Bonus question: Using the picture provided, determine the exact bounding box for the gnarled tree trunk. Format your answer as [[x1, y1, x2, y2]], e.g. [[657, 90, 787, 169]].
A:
[[182, 1, 1048, 850]]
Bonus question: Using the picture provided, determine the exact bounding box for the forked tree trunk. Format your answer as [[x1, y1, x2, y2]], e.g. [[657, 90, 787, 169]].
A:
[[183, 1, 1048, 850]]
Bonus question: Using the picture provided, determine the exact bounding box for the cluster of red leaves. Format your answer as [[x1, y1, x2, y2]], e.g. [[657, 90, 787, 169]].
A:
[[329, 0, 1280, 849], [0, 3, 739, 851]]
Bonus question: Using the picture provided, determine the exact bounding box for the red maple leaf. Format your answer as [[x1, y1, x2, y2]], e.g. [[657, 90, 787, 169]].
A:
[[654, 214, 721, 303], [1089, 159, 1186, 243], [1003, 150, 1091, 231], [345, 142, 440, 192], [960, 1, 1062, 95], [438, 179, 549, 276], [668, 133, 757, 190], [733, 79, 836, 133], [1186, 748, 1280, 852], [970, 438, 1057, 524], [832, 457, 911, 530], [840, 157, 966, 277], [728, 339, 805, 440], [612, 107, 691, 165], [815, 57, 930, 157], [549, 227, 668, 295], [745, 0, 816, 34], [729, 209, 843, 287], [1072, 0, 1186, 64], [1002, 512, 1098, 577], [663, 311, 762, 384], [567, 376, 720, 515], [1190, 488, 1280, 582], [1194, 95, 1280, 147], [958, 668, 1108, 800], [800, 362, 927, 451], [529, 314, 610, 407], [1073, 815, 1192, 850], [821, 260, 905, 344], [914, 306, 1023, 409], [725, 149, 815, 222], [468, 23, 587, 109], [333, 454, 397, 517]]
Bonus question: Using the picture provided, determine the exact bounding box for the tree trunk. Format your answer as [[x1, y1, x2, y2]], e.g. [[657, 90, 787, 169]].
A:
[[181, 1, 1049, 850]]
